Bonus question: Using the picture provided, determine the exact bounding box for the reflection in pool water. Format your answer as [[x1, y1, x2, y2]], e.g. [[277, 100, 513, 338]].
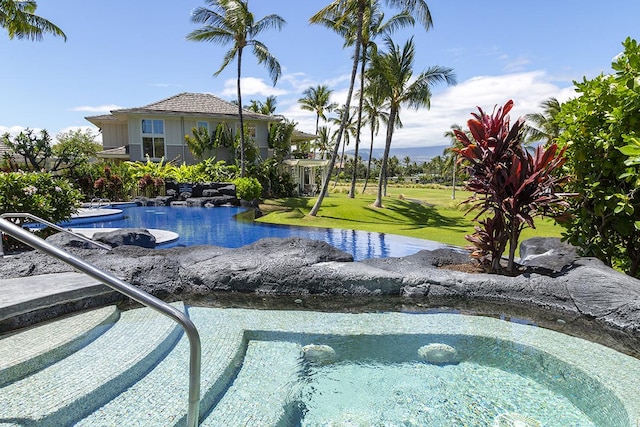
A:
[[72, 205, 453, 260]]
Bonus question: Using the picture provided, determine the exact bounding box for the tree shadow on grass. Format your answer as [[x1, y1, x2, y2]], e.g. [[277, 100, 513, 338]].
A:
[[262, 197, 313, 210], [318, 198, 469, 231], [383, 199, 467, 229]]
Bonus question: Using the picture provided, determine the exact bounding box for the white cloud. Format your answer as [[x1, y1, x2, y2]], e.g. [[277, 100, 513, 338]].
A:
[[350, 70, 575, 149], [503, 56, 532, 73], [70, 104, 122, 113], [0, 125, 39, 136], [221, 77, 288, 98]]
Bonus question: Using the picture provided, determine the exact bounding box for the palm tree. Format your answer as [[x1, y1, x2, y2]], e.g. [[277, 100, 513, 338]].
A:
[[524, 97, 563, 145], [246, 95, 277, 116], [308, 0, 434, 216], [187, 0, 285, 177], [361, 86, 389, 193], [0, 0, 66, 41], [298, 85, 338, 143], [367, 36, 456, 208], [315, 126, 332, 160], [317, 3, 414, 198], [443, 123, 467, 199], [330, 105, 357, 187]]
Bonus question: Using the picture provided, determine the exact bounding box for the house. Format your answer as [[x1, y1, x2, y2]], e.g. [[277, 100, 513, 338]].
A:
[[0, 139, 10, 159], [86, 92, 278, 165], [283, 130, 330, 195]]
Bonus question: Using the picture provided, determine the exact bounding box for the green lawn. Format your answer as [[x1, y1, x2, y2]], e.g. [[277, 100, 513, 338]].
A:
[[257, 184, 565, 251]]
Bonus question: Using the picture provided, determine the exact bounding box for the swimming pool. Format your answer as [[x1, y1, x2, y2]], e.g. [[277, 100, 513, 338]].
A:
[[71, 205, 453, 260], [5, 304, 636, 426]]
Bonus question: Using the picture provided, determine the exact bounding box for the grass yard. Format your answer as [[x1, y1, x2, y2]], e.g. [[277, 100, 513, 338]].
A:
[[257, 184, 565, 251]]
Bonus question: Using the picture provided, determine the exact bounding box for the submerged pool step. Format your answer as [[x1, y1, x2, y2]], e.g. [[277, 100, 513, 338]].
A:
[[201, 340, 304, 426], [0, 302, 184, 426], [75, 306, 248, 426], [0, 305, 118, 386]]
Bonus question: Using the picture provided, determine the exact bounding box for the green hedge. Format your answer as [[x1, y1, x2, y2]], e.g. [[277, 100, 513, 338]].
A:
[[0, 171, 82, 225]]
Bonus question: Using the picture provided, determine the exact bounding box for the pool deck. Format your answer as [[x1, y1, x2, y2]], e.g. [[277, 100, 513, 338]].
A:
[[1, 208, 639, 424], [0, 207, 178, 328]]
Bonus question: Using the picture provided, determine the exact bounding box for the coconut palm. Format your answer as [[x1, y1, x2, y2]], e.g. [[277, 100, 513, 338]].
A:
[[524, 97, 563, 145], [361, 86, 389, 193], [367, 36, 456, 208], [0, 0, 65, 41], [316, 3, 414, 198], [315, 126, 332, 160], [298, 85, 338, 142], [247, 95, 277, 115], [329, 105, 357, 187], [187, 0, 285, 177], [308, 0, 434, 215], [443, 123, 468, 199]]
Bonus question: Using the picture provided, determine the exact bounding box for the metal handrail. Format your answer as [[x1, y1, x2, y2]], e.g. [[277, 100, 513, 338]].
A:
[[0, 218, 201, 427], [89, 198, 112, 208], [0, 212, 113, 256]]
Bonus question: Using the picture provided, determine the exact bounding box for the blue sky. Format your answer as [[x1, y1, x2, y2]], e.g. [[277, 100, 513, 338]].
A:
[[1, 1, 639, 149]]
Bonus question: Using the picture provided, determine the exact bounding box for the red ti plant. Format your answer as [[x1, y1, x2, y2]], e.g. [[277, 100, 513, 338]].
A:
[[454, 100, 568, 273]]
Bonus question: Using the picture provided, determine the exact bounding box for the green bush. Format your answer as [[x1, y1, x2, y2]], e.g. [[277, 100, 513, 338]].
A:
[[0, 171, 82, 225], [254, 158, 295, 198], [556, 37, 640, 277], [234, 177, 262, 201]]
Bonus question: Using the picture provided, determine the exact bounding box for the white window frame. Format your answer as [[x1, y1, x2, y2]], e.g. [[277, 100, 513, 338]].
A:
[[236, 123, 256, 139], [141, 119, 165, 159], [196, 121, 209, 133]]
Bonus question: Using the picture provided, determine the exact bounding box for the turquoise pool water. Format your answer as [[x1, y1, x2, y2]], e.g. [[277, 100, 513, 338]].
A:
[[71, 205, 452, 260], [196, 309, 640, 427]]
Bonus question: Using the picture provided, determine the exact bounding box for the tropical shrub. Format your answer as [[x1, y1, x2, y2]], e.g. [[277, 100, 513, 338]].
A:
[[455, 100, 568, 273], [165, 162, 207, 183], [0, 171, 81, 225], [1, 128, 100, 173], [555, 37, 640, 277], [184, 126, 213, 160], [233, 177, 262, 201], [126, 156, 174, 181], [137, 174, 165, 198], [255, 158, 295, 198], [201, 159, 239, 182], [92, 165, 130, 201]]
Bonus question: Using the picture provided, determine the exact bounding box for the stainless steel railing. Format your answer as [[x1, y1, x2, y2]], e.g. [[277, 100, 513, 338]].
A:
[[88, 198, 112, 209], [0, 217, 201, 427], [0, 212, 112, 256]]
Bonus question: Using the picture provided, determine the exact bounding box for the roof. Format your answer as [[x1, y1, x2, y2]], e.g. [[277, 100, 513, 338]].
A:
[[96, 146, 128, 159], [291, 130, 318, 142], [0, 139, 11, 157], [110, 92, 276, 121], [282, 159, 330, 168]]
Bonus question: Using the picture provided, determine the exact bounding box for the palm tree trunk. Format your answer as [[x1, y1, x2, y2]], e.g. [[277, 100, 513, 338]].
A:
[[237, 47, 245, 177], [349, 51, 367, 198], [374, 108, 396, 208], [313, 115, 320, 157], [333, 138, 347, 188], [451, 155, 457, 199], [362, 127, 374, 193], [309, 1, 364, 217]]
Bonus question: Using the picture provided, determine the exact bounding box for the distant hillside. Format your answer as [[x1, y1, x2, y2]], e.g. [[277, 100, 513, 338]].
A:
[[346, 145, 449, 163]]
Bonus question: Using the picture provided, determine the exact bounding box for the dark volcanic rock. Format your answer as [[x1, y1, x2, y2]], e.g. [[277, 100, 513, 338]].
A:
[[93, 228, 156, 249], [46, 231, 101, 250], [1, 236, 639, 348], [180, 237, 354, 293], [519, 237, 579, 273]]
